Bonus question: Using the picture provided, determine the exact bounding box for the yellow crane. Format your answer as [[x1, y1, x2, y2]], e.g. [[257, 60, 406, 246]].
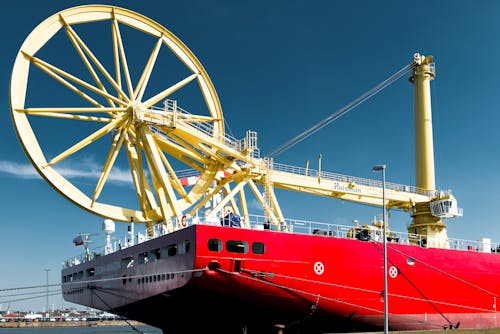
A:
[[10, 5, 461, 249]]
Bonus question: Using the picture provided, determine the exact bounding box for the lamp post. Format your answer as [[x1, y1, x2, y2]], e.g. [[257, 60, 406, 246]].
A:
[[44, 269, 50, 314], [372, 164, 388, 334]]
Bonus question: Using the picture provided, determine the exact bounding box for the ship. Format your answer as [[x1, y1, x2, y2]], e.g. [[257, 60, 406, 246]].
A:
[[9, 5, 500, 334]]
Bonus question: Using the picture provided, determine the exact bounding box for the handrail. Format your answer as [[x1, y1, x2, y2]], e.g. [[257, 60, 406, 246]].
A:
[[63, 214, 499, 268], [268, 161, 439, 197], [150, 102, 244, 151]]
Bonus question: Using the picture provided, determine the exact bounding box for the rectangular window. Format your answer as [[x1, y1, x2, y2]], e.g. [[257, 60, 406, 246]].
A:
[[208, 238, 222, 252], [178, 241, 190, 254], [121, 257, 134, 269], [86, 268, 94, 277], [139, 252, 148, 264], [149, 248, 161, 262], [226, 240, 248, 254], [161, 244, 177, 257]]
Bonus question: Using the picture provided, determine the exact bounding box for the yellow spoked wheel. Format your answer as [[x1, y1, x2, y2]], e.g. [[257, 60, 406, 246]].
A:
[[10, 5, 227, 227]]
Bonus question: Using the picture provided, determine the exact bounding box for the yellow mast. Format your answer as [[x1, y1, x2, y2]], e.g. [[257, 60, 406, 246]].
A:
[[412, 53, 436, 190], [408, 53, 448, 247]]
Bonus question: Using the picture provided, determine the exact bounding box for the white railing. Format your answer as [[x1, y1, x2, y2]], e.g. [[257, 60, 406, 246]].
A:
[[269, 161, 440, 197], [150, 102, 244, 152], [63, 214, 499, 268]]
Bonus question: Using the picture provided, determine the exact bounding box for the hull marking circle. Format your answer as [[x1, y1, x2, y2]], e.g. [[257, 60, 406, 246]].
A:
[[314, 262, 324, 275], [389, 266, 398, 278]]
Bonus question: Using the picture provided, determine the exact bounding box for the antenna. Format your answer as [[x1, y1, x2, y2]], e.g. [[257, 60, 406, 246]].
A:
[[103, 219, 115, 255]]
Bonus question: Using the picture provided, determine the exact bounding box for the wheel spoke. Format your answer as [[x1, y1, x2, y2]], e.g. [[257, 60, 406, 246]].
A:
[[157, 148, 188, 200], [24, 52, 125, 106], [92, 118, 131, 204], [19, 111, 113, 123], [112, 19, 122, 99], [22, 52, 102, 107], [141, 137, 173, 229], [60, 15, 116, 107], [18, 107, 126, 113], [112, 17, 134, 99], [143, 73, 198, 108], [17, 107, 123, 123], [134, 36, 163, 102], [62, 17, 130, 103], [45, 115, 127, 167], [127, 131, 162, 220], [140, 126, 182, 218], [134, 132, 159, 213], [125, 137, 149, 216]]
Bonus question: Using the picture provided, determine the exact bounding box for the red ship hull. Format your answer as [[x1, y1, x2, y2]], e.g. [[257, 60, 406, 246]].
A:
[[62, 224, 500, 333]]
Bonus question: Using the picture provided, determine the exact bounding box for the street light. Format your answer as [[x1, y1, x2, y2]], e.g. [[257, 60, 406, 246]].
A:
[[44, 269, 50, 314], [372, 164, 388, 334]]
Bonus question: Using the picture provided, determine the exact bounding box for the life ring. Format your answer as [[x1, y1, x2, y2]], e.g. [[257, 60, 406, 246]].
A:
[[180, 215, 187, 228]]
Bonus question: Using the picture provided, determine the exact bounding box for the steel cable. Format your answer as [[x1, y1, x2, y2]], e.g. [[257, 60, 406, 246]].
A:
[[267, 61, 417, 157]]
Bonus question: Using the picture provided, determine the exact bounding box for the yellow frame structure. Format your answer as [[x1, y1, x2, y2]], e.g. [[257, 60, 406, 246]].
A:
[[11, 6, 459, 241]]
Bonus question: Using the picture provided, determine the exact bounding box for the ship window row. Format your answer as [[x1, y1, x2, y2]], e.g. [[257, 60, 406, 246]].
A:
[[139, 240, 190, 265], [62, 270, 84, 283], [208, 239, 265, 255], [62, 240, 190, 282], [136, 273, 175, 285]]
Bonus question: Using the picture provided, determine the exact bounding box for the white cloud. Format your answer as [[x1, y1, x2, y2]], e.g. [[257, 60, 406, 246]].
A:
[[0, 160, 133, 185], [0, 160, 39, 178]]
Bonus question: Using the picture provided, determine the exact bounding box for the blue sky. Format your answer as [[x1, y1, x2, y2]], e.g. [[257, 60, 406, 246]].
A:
[[2, 0, 500, 312]]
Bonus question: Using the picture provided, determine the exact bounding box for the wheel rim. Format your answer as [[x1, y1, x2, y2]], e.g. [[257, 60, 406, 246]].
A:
[[10, 5, 225, 225]]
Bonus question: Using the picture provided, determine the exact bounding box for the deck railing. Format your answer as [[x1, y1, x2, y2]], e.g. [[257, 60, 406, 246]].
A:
[[63, 215, 499, 268], [267, 161, 441, 197]]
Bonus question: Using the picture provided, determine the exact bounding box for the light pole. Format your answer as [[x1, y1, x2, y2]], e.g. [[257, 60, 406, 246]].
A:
[[373, 164, 388, 334], [44, 269, 50, 314]]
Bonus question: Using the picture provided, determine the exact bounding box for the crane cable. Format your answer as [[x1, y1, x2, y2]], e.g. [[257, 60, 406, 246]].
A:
[[267, 61, 418, 157]]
